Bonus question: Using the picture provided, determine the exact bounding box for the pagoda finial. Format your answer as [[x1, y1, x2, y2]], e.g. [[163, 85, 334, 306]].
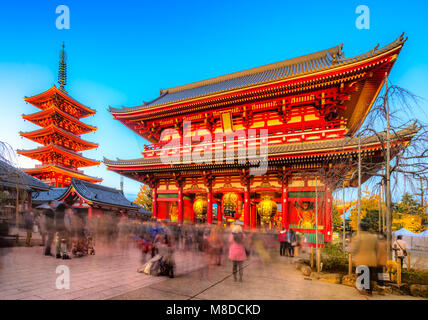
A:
[[58, 42, 67, 92]]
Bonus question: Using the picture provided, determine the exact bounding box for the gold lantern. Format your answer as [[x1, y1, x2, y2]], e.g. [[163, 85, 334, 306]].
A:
[[257, 194, 277, 225], [222, 192, 242, 221], [193, 194, 207, 220]]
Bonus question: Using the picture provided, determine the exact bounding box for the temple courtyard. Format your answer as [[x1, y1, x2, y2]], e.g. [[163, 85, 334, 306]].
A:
[[0, 242, 424, 300]]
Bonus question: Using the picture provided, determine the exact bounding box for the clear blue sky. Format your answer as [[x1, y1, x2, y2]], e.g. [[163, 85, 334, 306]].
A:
[[0, 0, 427, 201]]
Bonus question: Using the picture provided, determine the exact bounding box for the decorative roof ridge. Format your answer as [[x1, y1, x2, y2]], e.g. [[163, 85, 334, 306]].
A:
[[164, 44, 343, 95], [23, 164, 103, 181], [19, 124, 99, 147], [337, 32, 407, 65], [22, 106, 97, 131], [71, 177, 120, 193], [24, 85, 96, 116], [69, 178, 139, 208], [17, 143, 100, 164], [70, 178, 96, 198], [110, 34, 406, 114]]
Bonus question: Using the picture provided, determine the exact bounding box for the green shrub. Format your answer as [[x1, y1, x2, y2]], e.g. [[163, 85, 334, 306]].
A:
[[321, 242, 349, 273]]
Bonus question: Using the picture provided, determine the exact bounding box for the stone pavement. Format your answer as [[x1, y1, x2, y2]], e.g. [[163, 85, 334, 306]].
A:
[[0, 243, 425, 300], [111, 254, 425, 301], [0, 243, 206, 300]]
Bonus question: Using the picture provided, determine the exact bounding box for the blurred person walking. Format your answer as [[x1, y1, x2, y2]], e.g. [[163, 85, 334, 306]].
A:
[[44, 200, 56, 256], [351, 222, 378, 296], [392, 235, 408, 269], [288, 229, 297, 257], [24, 210, 34, 247], [36, 211, 47, 246], [229, 224, 247, 282], [376, 233, 388, 286], [64, 206, 73, 249], [210, 226, 224, 265], [278, 227, 287, 256], [55, 203, 71, 259]]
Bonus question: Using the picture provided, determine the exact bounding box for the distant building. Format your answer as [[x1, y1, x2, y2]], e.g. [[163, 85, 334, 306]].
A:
[[0, 158, 50, 222], [17, 44, 102, 187], [32, 178, 143, 219]]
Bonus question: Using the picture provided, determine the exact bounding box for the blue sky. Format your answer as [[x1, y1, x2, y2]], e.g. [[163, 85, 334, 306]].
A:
[[0, 0, 427, 201]]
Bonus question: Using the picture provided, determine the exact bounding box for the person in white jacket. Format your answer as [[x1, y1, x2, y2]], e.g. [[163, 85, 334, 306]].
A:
[[392, 235, 408, 268]]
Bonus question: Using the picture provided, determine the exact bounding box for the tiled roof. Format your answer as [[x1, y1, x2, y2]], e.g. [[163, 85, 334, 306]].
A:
[[32, 178, 140, 210], [71, 178, 140, 209], [0, 159, 50, 191], [32, 188, 67, 202], [110, 34, 406, 113], [103, 123, 418, 168]]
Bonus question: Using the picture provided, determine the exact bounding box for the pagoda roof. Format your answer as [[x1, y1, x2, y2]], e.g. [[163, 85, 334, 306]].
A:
[[23, 164, 102, 184], [110, 34, 407, 115], [103, 123, 418, 171], [22, 107, 97, 134], [24, 85, 96, 118], [32, 178, 140, 210], [0, 158, 50, 191], [19, 125, 99, 151], [17, 144, 100, 167]]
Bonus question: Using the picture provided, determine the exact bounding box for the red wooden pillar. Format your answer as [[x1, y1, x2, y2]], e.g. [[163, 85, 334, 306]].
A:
[[282, 176, 289, 228], [152, 186, 158, 220], [251, 203, 257, 229], [324, 184, 333, 242], [178, 187, 183, 225], [88, 206, 93, 220], [207, 188, 213, 225], [217, 200, 222, 225], [244, 186, 250, 229]]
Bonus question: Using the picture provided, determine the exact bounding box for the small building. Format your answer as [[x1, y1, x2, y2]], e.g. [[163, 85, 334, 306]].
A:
[[32, 178, 142, 221], [0, 158, 50, 223]]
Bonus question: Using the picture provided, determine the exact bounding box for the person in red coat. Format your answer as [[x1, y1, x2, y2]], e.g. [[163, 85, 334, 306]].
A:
[[278, 227, 288, 256]]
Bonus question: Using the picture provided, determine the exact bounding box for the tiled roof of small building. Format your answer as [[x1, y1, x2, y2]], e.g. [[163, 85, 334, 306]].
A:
[[71, 178, 140, 209], [0, 159, 50, 191], [32, 178, 141, 210], [32, 188, 67, 202]]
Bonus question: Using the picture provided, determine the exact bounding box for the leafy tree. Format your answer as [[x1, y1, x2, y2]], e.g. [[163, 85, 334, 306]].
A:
[[361, 209, 380, 233], [134, 185, 152, 212], [349, 190, 381, 231], [393, 193, 425, 216], [392, 193, 426, 233], [348, 190, 426, 233], [332, 206, 343, 232]]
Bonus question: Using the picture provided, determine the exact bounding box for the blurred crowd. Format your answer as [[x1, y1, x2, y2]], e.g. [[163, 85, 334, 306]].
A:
[[1, 204, 411, 296]]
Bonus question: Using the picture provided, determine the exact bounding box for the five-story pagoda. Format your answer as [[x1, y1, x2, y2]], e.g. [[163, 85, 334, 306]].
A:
[[18, 44, 102, 187]]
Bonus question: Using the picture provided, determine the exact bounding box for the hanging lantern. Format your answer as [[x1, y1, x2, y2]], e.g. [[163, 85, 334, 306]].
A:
[[221, 192, 242, 221], [257, 194, 277, 225], [193, 194, 207, 220]]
